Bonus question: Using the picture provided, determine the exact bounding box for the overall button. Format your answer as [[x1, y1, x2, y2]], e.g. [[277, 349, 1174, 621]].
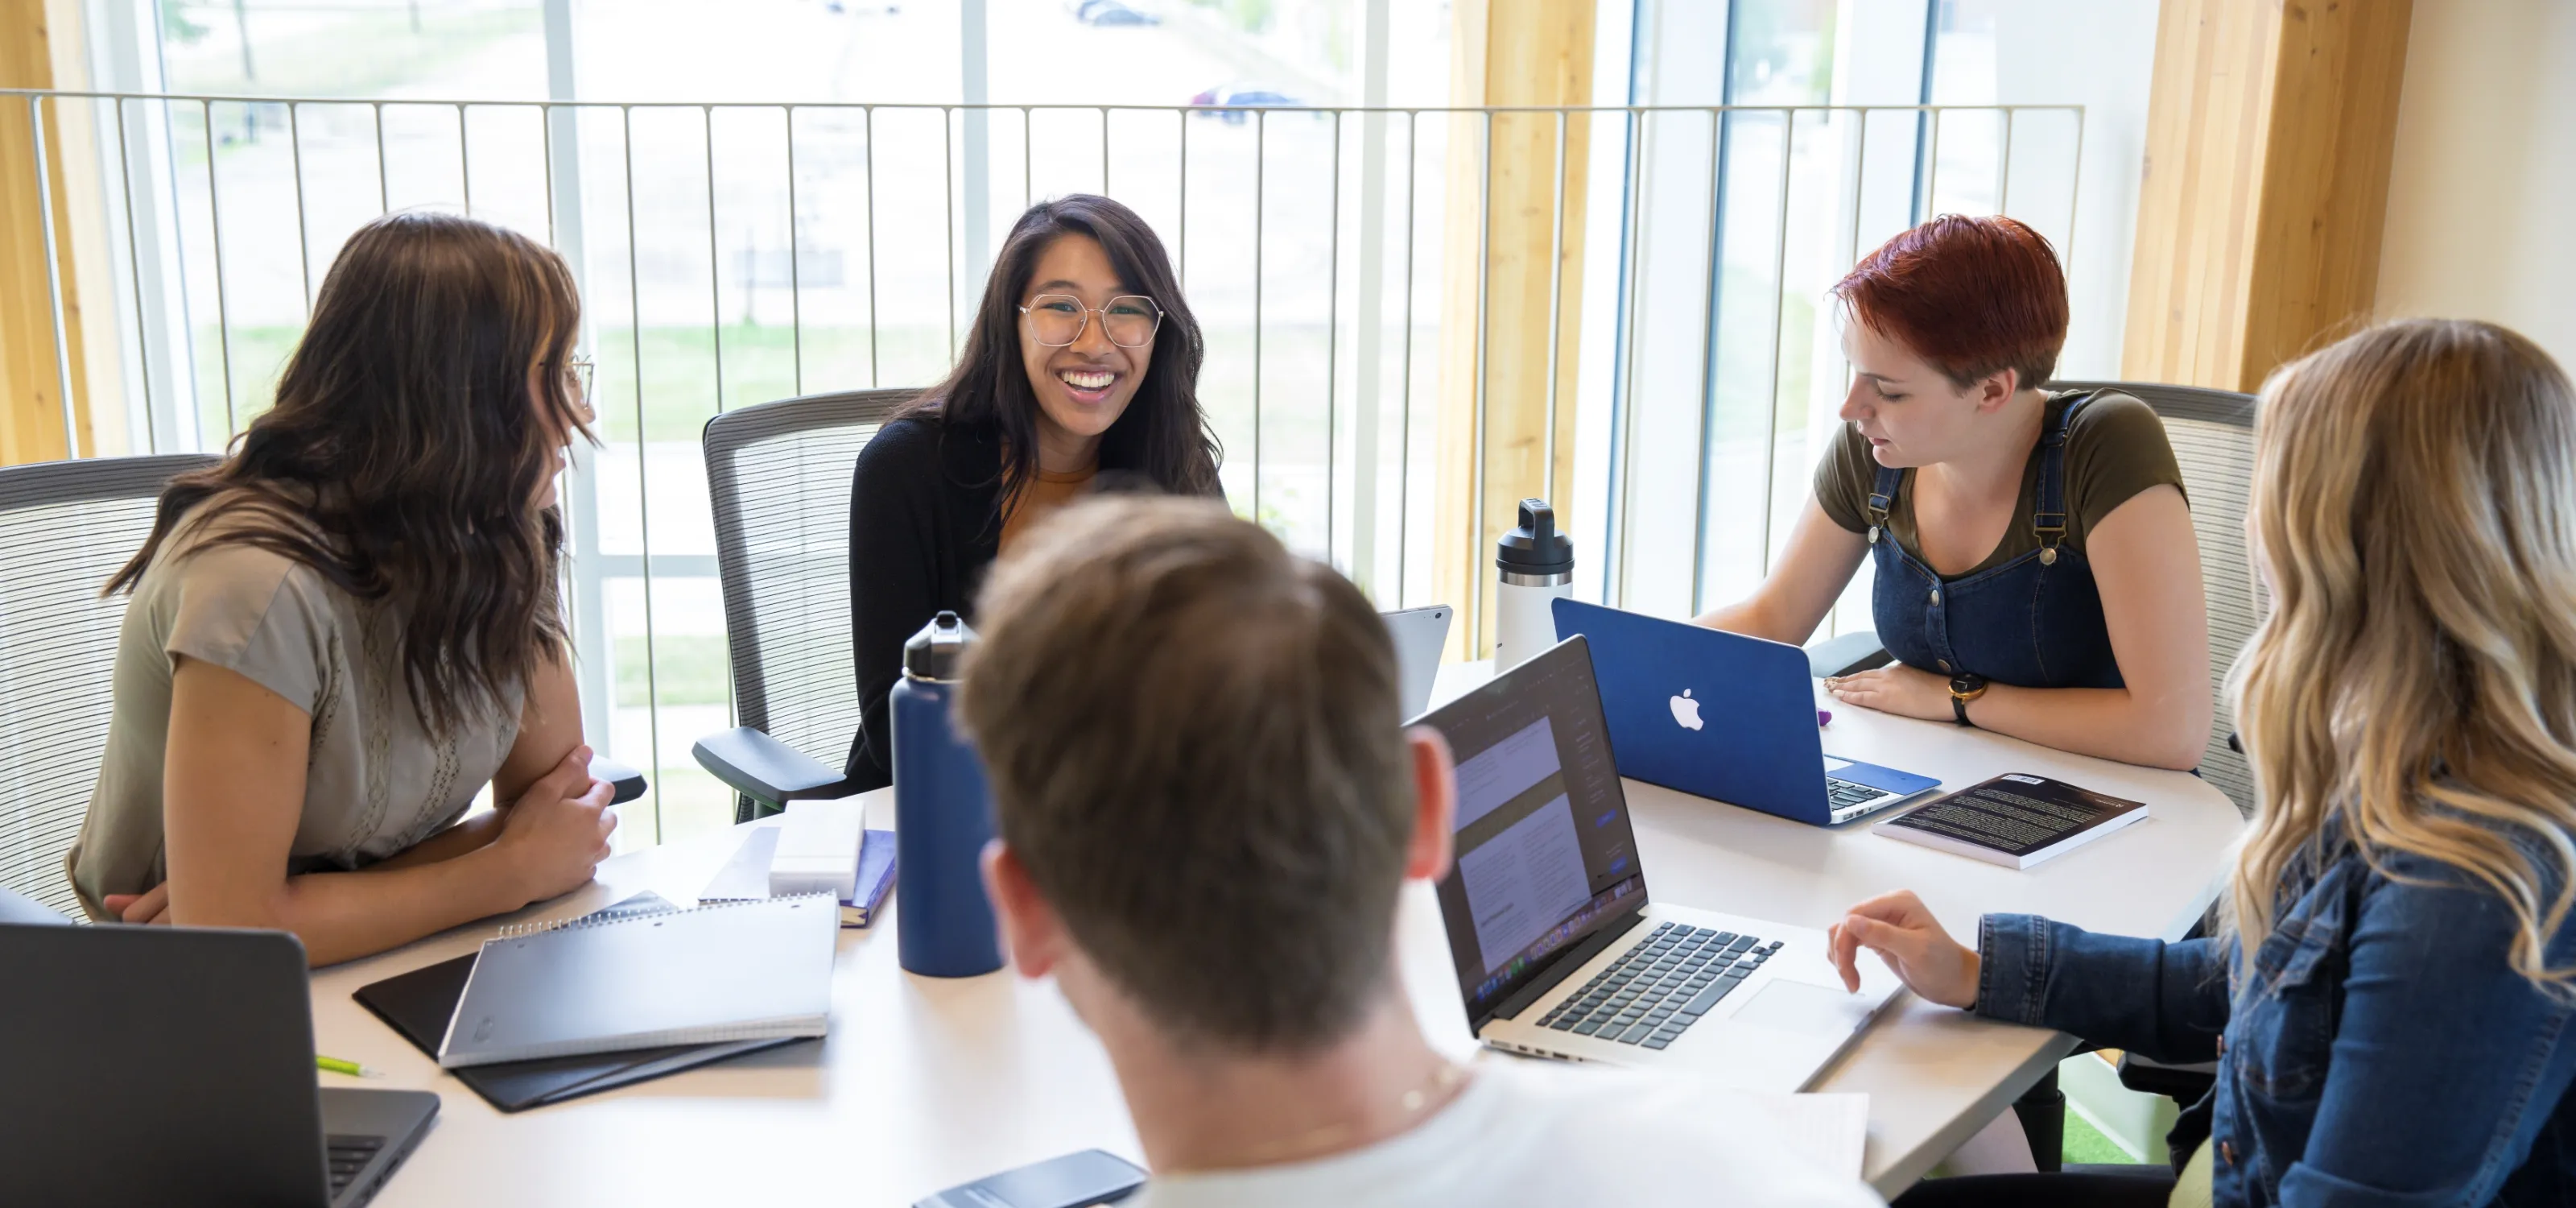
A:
[[1936, 660, 1951, 672], [1929, 589, 1942, 606]]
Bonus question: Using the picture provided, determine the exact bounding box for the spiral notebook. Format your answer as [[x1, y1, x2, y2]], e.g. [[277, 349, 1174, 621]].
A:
[[436, 893, 839, 1069]]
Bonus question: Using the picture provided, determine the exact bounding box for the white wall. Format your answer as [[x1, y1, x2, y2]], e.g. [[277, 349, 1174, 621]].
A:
[[2375, 0, 2576, 371]]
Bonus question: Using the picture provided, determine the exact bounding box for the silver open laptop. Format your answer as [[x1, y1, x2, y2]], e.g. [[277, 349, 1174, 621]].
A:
[[1383, 605, 1451, 720], [1418, 635, 1901, 1090]]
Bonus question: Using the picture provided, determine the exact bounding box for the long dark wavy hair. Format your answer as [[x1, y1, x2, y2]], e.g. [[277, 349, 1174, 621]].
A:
[[109, 211, 592, 735], [904, 194, 1222, 518]]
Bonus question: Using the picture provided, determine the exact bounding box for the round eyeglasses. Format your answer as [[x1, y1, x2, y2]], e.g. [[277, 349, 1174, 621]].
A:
[[1019, 294, 1162, 349]]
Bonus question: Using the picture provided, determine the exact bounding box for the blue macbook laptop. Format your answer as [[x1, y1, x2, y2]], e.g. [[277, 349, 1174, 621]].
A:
[[1553, 598, 1939, 825]]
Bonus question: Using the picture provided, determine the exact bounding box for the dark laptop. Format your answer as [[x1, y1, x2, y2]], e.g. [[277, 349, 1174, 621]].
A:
[[0, 891, 438, 1207]]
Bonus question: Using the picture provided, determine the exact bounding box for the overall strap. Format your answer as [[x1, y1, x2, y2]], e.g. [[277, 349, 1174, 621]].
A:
[[1865, 463, 1903, 544], [2033, 392, 2092, 563]]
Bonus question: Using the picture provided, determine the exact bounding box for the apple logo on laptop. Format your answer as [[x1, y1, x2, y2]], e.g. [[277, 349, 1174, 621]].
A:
[[1670, 689, 1704, 730]]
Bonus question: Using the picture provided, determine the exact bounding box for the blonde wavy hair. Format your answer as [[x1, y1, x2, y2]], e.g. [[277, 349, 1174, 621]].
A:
[[2231, 319, 2576, 987]]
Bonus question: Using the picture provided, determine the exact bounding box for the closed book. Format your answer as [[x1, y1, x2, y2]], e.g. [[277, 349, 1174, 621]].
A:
[[436, 894, 838, 1068], [1873, 773, 2148, 869], [704, 826, 900, 927]]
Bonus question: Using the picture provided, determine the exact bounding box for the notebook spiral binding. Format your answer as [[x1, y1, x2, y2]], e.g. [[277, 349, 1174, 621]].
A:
[[495, 893, 835, 940]]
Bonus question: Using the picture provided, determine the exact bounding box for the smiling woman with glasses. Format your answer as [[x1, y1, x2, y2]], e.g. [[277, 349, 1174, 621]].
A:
[[838, 194, 1224, 792]]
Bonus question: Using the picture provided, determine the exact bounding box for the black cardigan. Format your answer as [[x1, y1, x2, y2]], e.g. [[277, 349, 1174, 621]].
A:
[[843, 416, 1007, 792], [844, 414, 1226, 788]]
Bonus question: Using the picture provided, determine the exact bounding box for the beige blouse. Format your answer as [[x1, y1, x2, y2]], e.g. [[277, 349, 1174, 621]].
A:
[[66, 511, 523, 919]]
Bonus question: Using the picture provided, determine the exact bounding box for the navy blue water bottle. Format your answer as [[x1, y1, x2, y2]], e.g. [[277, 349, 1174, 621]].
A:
[[892, 610, 1005, 978]]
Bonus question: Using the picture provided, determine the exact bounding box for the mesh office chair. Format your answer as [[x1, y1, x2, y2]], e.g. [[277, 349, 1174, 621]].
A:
[[0, 455, 216, 918], [2055, 380, 2262, 817], [692, 388, 920, 823]]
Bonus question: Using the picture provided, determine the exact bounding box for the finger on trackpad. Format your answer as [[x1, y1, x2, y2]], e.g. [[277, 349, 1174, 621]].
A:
[[1730, 978, 1878, 1037]]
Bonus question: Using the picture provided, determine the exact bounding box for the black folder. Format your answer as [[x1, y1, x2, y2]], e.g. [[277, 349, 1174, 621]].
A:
[[352, 893, 798, 1111]]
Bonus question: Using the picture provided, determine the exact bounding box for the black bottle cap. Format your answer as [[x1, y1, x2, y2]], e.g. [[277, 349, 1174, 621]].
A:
[[904, 610, 977, 680], [1495, 499, 1575, 574]]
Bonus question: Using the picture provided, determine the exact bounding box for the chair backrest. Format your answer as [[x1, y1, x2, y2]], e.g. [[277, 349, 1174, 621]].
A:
[[704, 389, 919, 819], [0, 454, 218, 917], [2057, 381, 2262, 816]]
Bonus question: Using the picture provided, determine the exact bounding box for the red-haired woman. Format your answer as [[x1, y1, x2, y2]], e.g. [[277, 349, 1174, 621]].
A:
[[1700, 215, 2211, 770]]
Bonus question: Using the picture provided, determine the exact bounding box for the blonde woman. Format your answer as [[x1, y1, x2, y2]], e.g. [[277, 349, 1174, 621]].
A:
[[1832, 320, 2576, 1207]]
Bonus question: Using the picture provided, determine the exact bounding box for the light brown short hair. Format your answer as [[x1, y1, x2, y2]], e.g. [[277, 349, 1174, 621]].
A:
[[957, 496, 1412, 1052]]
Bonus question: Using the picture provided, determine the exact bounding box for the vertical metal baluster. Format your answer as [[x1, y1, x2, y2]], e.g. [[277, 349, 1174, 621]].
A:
[[703, 105, 725, 413], [457, 102, 472, 213], [1542, 107, 1568, 505], [1022, 106, 1031, 209], [1396, 110, 1417, 606], [205, 99, 238, 438], [620, 105, 664, 842], [1997, 107, 2013, 214], [1252, 108, 1265, 520], [1325, 108, 1341, 564], [1922, 106, 1941, 217], [115, 98, 156, 453], [1755, 110, 1796, 577], [1686, 107, 1721, 616], [1099, 105, 1109, 195], [1471, 110, 1492, 647], [287, 101, 312, 312], [31, 96, 78, 456], [1848, 108, 1868, 269], [786, 105, 803, 395], [945, 106, 958, 360], [1610, 108, 1649, 607], [865, 105, 879, 388], [543, 102, 556, 247], [2062, 108, 2085, 281], [373, 101, 389, 213], [1176, 108, 1187, 287]]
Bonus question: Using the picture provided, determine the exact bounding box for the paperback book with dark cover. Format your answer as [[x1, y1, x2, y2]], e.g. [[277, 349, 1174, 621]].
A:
[[1873, 773, 2148, 869]]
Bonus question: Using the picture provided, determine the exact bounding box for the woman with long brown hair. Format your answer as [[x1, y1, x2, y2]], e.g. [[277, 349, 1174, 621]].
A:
[[1835, 319, 2576, 1206], [66, 211, 620, 966]]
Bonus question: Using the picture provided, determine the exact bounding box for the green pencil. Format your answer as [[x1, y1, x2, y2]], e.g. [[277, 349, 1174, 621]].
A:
[[316, 1055, 385, 1078]]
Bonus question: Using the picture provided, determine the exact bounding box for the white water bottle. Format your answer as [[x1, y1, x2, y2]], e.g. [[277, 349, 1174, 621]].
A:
[[1493, 499, 1575, 672]]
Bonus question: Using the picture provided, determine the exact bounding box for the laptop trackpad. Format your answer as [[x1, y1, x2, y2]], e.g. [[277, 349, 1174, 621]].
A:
[[1730, 978, 1876, 1037]]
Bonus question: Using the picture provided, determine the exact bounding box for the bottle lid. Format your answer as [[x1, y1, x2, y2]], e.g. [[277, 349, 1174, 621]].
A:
[[904, 610, 977, 681], [1495, 499, 1575, 574]]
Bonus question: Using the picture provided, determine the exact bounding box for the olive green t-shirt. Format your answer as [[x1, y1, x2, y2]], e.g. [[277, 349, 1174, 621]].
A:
[[1814, 389, 2186, 579]]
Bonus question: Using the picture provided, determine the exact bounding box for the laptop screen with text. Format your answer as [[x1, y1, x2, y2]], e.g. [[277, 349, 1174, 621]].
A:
[[1425, 635, 1646, 1023]]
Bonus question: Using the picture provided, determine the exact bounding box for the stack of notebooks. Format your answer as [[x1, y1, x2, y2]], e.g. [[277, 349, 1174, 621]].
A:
[[356, 891, 839, 1111]]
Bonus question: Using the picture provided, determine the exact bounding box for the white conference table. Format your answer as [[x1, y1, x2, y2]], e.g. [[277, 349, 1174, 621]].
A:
[[316, 668, 2243, 1205]]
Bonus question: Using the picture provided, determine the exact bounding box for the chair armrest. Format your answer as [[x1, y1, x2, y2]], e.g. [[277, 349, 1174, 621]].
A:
[[1805, 630, 1893, 678], [2116, 1051, 2218, 1103], [691, 726, 867, 810], [588, 754, 648, 806]]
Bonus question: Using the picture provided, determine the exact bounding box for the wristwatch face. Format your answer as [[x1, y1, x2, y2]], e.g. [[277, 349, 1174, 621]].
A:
[[1950, 673, 1986, 699]]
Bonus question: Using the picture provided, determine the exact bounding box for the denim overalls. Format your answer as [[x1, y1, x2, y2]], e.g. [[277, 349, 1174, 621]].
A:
[[1865, 391, 2124, 690]]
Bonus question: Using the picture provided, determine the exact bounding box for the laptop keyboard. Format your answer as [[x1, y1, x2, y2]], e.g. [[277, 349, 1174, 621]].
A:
[[1826, 777, 1888, 811], [1534, 922, 1784, 1050], [327, 1135, 384, 1196]]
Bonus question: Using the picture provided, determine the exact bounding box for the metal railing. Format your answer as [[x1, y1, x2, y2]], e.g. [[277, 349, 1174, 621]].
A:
[[4, 88, 2083, 842]]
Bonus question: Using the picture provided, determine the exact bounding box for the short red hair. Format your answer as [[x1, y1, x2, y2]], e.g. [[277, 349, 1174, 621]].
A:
[[1834, 214, 2068, 391]]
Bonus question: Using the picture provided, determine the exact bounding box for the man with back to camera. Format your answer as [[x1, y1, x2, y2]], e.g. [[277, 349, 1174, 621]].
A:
[[958, 495, 1884, 1206]]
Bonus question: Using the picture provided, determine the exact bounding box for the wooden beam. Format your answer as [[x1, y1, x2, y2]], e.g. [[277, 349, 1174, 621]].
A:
[[1434, 0, 1594, 657], [0, 0, 93, 464], [2123, 0, 2413, 391]]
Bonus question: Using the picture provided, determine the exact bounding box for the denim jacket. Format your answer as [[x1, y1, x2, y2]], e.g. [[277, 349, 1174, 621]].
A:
[[1975, 839, 2576, 1206]]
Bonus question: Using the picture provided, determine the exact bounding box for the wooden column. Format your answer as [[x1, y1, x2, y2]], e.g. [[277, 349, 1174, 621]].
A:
[[1434, 0, 1594, 657], [0, 0, 92, 464], [2123, 0, 2413, 391]]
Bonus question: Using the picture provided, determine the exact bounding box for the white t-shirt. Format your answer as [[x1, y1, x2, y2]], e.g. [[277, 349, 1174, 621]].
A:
[[1131, 1058, 1887, 1208]]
